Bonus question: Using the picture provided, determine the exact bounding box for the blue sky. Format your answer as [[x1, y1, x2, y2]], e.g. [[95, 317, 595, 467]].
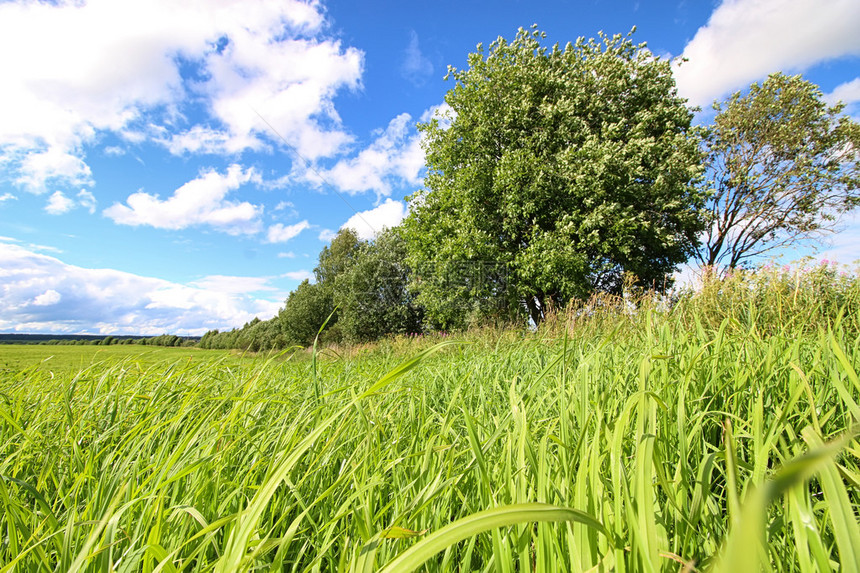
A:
[[1, 0, 859, 335]]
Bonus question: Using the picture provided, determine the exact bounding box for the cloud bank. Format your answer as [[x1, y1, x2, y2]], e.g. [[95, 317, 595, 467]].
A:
[[0, 242, 282, 335], [675, 0, 860, 108], [0, 0, 363, 191]]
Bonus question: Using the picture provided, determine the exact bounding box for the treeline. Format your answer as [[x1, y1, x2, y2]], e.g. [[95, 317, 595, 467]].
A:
[[199, 227, 423, 351], [1, 334, 198, 347]]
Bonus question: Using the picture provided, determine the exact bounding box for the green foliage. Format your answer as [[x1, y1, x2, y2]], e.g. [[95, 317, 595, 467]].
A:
[[698, 72, 860, 269], [278, 279, 333, 347], [334, 228, 423, 343], [276, 228, 364, 347], [201, 228, 424, 350], [404, 26, 704, 327], [315, 227, 362, 287]]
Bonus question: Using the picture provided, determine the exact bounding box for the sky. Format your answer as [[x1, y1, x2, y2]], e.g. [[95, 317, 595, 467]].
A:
[[1, 0, 859, 336]]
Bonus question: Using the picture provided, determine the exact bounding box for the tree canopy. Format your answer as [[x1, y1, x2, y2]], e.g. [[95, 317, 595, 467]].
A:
[[333, 228, 423, 342], [696, 72, 860, 270], [403, 26, 705, 326]]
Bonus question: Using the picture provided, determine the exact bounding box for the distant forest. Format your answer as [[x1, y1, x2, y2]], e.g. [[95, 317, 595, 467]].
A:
[[0, 333, 199, 346]]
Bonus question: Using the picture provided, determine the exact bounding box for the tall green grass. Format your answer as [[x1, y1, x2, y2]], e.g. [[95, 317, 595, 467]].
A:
[[1, 264, 859, 571]]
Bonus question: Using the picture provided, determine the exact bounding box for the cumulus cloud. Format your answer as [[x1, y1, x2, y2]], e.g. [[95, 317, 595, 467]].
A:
[[318, 229, 337, 242], [0, 241, 281, 335], [401, 30, 434, 86], [826, 78, 860, 120], [826, 78, 860, 106], [17, 148, 93, 192], [45, 189, 98, 215], [32, 289, 62, 306], [316, 112, 425, 198], [0, 0, 363, 190], [0, 193, 17, 204], [191, 274, 278, 295], [104, 164, 262, 234], [266, 220, 311, 243], [340, 199, 407, 240], [282, 270, 314, 281], [45, 191, 75, 215], [674, 0, 860, 108]]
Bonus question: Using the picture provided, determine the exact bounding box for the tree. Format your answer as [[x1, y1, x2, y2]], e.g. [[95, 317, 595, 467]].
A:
[[403, 26, 704, 327], [696, 73, 860, 270], [315, 228, 362, 287], [279, 279, 333, 347], [278, 229, 362, 347], [334, 228, 423, 342]]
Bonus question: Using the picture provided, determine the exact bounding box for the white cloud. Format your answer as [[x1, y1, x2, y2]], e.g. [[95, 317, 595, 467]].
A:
[[0, 242, 281, 335], [266, 220, 311, 243], [420, 102, 455, 127], [0, 0, 363, 190], [44, 188, 98, 215], [17, 148, 93, 193], [77, 189, 97, 214], [401, 30, 434, 86], [277, 251, 296, 258], [340, 199, 407, 240], [0, 193, 18, 204], [272, 200, 299, 218], [0, 237, 63, 254], [814, 210, 860, 265], [317, 112, 425, 198], [825, 78, 860, 106], [283, 270, 314, 281], [825, 78, 860, 120], [674, 0, 860, 108], [191, 275, 278, 294], [45, 191, 75, 215], [318, 229, 337, 242], [32, 289, 61, 306], [104, 164, 262, 234]]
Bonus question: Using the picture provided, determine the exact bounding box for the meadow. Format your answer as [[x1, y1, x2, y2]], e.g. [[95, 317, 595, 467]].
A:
[[1, 263, 859, 571], [0, 344, 247, 375]]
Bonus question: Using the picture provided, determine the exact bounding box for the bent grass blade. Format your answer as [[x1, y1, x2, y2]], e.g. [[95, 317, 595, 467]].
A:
[[376, 503, 611, 573]]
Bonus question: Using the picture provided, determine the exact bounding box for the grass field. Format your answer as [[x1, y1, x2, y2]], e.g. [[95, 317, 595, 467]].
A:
[[1, 265, 859, 571], [0, 344, 256, 374]]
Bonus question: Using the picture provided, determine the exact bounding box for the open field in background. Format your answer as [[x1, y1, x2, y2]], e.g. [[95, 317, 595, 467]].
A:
[[1, 265, 859, 571], [0, 344, 252, 374]]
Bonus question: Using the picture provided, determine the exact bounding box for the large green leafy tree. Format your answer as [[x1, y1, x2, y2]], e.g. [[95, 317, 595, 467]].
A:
[[696, 73, 860, 270], [334, 228, 423, 343], [403, 27, 704, 327]]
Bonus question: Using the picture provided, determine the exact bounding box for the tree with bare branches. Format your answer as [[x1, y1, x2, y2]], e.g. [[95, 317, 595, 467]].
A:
[[697, 73, 860, 270]]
